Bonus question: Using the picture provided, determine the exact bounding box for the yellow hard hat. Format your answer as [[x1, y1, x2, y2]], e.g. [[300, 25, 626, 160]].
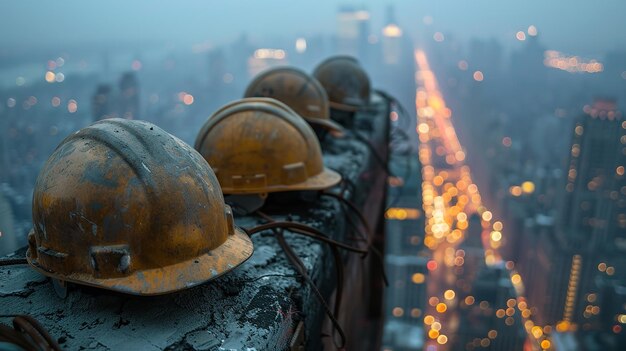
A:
[[194, 98, 341, 194], [244, 67, 343, 133], [27, 118, 253, 295], [313, 56, 371, 112]]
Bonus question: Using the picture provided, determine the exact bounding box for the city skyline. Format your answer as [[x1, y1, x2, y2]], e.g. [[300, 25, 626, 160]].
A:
[[1, 3, 625, 350], [1, 1, 625, 56]]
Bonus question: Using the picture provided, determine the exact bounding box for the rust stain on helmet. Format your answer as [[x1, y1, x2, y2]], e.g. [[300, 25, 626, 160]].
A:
[[194, 98, 341, 195], [27, 118, 253, 295], [244, 67, 344, 134]]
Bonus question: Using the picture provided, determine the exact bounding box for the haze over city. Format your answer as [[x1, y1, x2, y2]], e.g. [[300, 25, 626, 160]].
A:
[[1, 1, 625, 350]]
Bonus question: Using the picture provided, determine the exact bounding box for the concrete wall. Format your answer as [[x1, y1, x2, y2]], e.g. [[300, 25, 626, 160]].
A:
[[0, 94, 391, 350]]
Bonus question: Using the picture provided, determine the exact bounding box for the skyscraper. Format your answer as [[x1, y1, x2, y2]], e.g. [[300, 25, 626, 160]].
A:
[[381, 5, 403, 66], [91, 84, 115, 122], [119, 72, 140, 119], [383, 143, 426, 351], [553, 99, 625, 333], [336, 6, 370, 60]]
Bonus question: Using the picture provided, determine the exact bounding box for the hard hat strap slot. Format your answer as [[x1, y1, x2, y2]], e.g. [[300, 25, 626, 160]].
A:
[[231, 174, 267, 190], [282, 162, 308, 185], [89, 245, 131, 277], [33, 246, 69, 275]]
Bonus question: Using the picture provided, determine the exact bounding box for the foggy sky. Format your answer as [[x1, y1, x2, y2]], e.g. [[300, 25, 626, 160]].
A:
[[1, 0, 625, 56]]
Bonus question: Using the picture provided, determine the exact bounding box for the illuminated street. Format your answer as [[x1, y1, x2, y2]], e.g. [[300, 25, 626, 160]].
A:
[[1, 3, 625, 350], [415, 49, 554, 351]]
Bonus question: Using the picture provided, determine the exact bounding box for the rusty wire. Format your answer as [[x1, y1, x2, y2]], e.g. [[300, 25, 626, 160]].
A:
[[0, 315, 62, 351], [247, 211, 348, 349], [321, 190, 389, 286]]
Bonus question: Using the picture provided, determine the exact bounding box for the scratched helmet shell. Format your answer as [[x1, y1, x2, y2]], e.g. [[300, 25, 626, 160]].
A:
[[26, 118, 253, 295], [244, 67, 343, 134], [194, 98, 342, 194]]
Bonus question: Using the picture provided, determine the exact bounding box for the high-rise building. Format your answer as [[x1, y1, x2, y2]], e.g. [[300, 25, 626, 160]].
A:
[[231, 33, 254, 81], [91, 84, 115, 121], [455, 214, 486, 288], [454, 264, 527, 351], [381, 5, 403, 66], [552, 99, 625, 333], [382, 152, 426, 351], [207, 48, 226, 87], [247, 48, 287, 78], [336, 6, 370, 60], [382, 254, 426, 351], [119, 72, 140, 119]]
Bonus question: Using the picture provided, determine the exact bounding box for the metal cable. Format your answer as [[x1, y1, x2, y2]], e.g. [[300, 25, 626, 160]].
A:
[[275, 232, 346, 349], [248, 213, 347, 349], [255, 212, 345, 322], [0, 315, 61, 351], [320, 191, 389, 287], [246, 222, 367, 255]]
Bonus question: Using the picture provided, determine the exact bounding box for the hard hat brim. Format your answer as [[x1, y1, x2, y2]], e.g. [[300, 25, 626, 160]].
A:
[[329, 100, 362, 112], [26, 227, 254, 296], [304, 117, 344, 134], [221, 167, 342, 195]]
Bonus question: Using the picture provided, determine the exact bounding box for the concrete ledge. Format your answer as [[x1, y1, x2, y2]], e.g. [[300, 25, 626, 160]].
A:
[[0, 93, 390, 350]]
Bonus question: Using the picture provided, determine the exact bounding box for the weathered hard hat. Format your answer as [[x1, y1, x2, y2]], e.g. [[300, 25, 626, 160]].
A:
[[244, 67, 343, 133], [194, 98, 341, 194], [233, 96, 344, 138], [313, 56, 371, 112], [27, 118, 253, 296]]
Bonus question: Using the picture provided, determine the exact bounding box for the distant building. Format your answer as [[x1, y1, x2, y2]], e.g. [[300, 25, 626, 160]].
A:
[[384, 254, 428, 320], [383, 153, 427, 351], [454, 264, 527, 351], [119, 72, 140, 119], [336, 6, 370, 60], [551, 99, 626, 334], [91, 84, 115, 121], [230, 33, 254, 81], [381, 5, 403, 65], [91, 72, 141, 122], [468, 38, 504, 76], [247, 48, 287, 78], [207, 48, 226, 87], [459, 214, 486, 275], [509, 33, 547, 87]]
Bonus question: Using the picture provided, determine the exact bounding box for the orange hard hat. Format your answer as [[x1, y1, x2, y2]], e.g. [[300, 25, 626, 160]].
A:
[[194, 98, 341, 195], [244, 67, 343, 134], [27, 118, 253, 295], [313, 56, 371, 112]]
